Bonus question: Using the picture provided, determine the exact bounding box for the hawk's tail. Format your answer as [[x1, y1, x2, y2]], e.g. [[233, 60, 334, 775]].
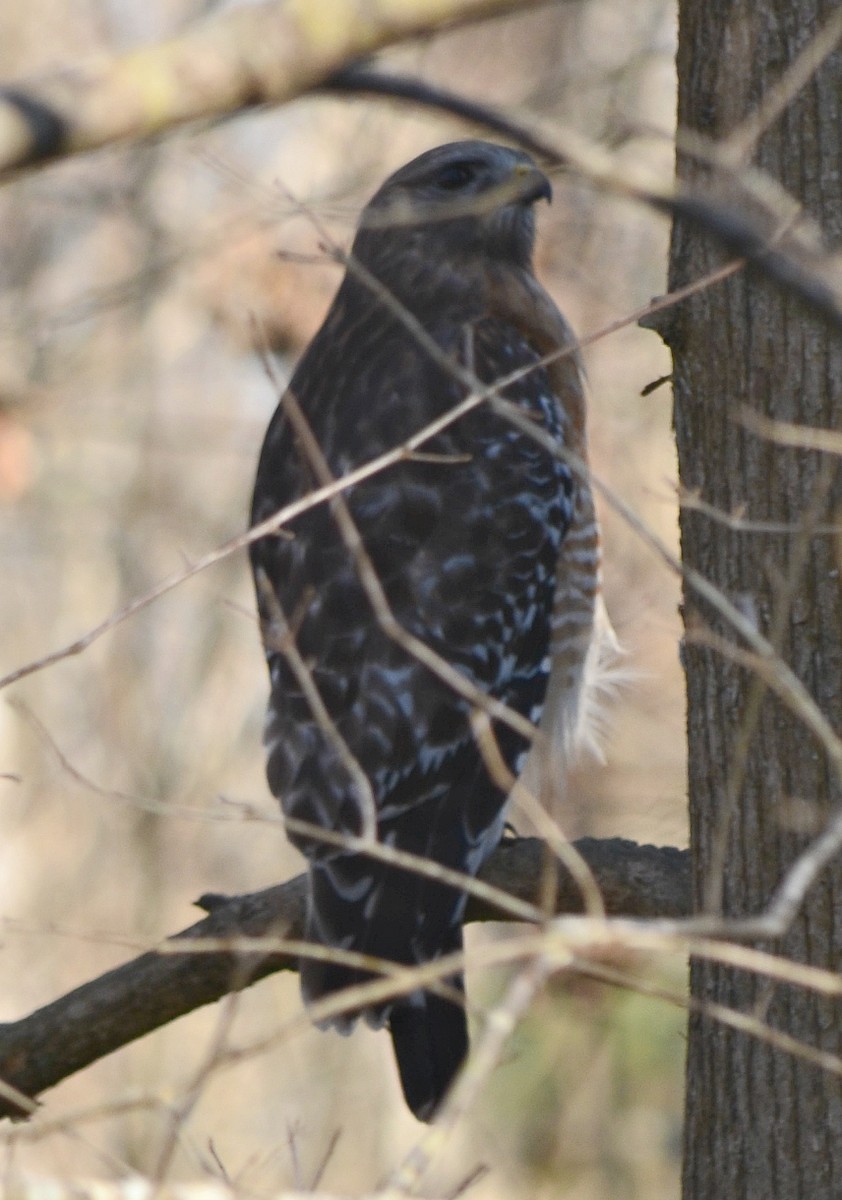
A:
[[389, 984, 468, 1122], [301, 859, 470, 1120], [302, 953, 468, 1120]]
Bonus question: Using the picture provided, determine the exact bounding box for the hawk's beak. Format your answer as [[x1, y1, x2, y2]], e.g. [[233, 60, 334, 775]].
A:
[[512, 162, 553, 206]]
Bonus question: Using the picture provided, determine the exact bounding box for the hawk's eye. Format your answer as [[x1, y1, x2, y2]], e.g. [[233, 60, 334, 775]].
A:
[[434, 161, 479, 191]]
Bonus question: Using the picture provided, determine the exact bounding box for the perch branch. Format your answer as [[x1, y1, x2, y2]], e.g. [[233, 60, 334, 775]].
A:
[[0, 835, 688, 1120]]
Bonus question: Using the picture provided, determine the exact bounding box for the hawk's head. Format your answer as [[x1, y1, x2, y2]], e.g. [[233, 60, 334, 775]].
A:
[[352, 141, 552, 282]]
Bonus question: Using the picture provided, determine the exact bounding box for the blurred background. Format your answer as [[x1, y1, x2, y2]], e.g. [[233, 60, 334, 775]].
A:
[[0, 1, 685, 1196]]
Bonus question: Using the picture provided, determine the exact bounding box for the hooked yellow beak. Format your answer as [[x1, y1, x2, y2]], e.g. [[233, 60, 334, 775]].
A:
[[511, 161, 553, 205]]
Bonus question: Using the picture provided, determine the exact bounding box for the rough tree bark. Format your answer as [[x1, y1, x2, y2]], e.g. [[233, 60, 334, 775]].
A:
[[668, 3, 842, 1197]]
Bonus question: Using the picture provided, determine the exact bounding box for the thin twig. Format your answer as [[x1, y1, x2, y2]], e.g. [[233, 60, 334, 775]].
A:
[[282, 812, 543, 926], [719, 7, 842, 166], [383, 957, 552, 1195], [740, 408, 842, 456], [254, 567, 379, 841], [575, 957, 842, 1078], [679, 488, 842, 536], [487, 394, 842, 783], [0, 255, 744, 695]]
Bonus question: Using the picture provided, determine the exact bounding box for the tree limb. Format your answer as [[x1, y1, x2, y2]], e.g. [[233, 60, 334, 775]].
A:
[[0, 0, 538, 178], [326, 66, 842, 333], [0, 835, 688, 1120], [2, 0, 841, 332]]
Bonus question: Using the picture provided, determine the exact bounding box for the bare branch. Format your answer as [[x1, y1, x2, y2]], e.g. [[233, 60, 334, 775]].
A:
[[0, 0, 536, 179], [717, 6, 842, 166], [385, 956, 551, 1194], [678, 488, 842, 536], [485, 391, 842, 788], [740, 408, 842, 457], [0, 225, 751, 705], [0, 836, 688, 1120], [574, 958, 842, 1079], [255, 568, 379, 842], [324, 70, 842, 331], [1, 0, 841, 341], [275, 387, 547, 752]]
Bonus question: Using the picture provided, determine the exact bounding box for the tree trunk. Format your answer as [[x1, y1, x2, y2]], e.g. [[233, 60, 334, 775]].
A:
[[668, 2, 842, 1197]]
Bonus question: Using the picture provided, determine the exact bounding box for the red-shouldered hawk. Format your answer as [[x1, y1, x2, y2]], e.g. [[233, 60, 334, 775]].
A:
[[250, 141, 602, 1121]]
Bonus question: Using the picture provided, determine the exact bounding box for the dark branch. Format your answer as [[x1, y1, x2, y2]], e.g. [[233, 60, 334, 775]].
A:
[[0, 836, 688, 1120], [324, 66, 842, 334], [321, 64, 560, 164]]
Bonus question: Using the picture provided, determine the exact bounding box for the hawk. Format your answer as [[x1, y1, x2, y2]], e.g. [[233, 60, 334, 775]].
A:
[[250, 141, 602, 1121]]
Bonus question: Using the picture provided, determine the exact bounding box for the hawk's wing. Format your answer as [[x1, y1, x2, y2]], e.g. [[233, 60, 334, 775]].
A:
[[252, 300, 573, 822]]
